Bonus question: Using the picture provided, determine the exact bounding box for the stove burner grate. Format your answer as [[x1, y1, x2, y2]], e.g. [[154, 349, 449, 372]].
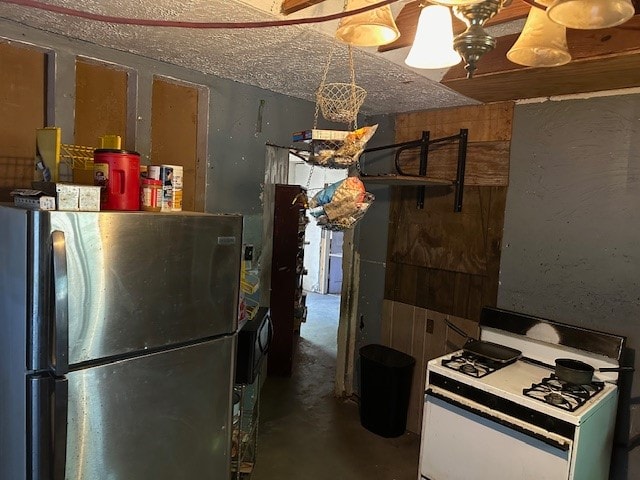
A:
[[441, 352, 507, 378], [523, 375, 605, 412]]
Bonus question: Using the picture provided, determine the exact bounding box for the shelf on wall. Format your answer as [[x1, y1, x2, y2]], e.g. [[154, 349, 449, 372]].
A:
[[360, 174, 454, 187], [359, 129, 468, 211]]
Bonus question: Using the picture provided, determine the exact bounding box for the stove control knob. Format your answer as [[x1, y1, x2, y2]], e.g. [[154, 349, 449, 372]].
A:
[[544, 418, 556, 430]]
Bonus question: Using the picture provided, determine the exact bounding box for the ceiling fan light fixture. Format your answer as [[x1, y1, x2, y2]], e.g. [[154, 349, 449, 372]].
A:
[[405, 5, 461, 69], [507, 5, 571, 67], [335, 0, 401, 47], [546, 0, 635, 29], [452, 0, 508, 78]]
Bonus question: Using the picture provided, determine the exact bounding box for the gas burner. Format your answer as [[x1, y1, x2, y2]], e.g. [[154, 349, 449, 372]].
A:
[[461, 363, 479, 375], [523, 375, 605, 412], [441, 352, 506, 378], [544, 392, 570, 407]]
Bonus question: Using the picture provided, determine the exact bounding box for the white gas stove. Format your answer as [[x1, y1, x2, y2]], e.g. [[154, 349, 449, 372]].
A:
[[419, 307, 626, 480]]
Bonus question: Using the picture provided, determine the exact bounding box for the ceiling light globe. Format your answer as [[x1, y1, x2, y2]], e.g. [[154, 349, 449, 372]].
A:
[[405, 5, 462, 69], [546, 0, 635, 29], [507, 6, 571, 67], [335, 0, 400, 47]]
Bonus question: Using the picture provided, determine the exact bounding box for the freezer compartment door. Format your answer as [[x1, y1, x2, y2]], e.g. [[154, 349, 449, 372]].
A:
[[63, 336, 235, 480], [32, 211, 241, 366]]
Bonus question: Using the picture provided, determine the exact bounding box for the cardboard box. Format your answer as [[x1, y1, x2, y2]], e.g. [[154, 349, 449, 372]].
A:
[[292, 129, 349, 143], [56, 184, 100, 211], [11, 190, 56, 210], [31, 182, 101, 211]]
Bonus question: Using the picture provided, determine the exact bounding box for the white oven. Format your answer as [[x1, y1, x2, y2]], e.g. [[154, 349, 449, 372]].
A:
[[418, 307, 626, 480]]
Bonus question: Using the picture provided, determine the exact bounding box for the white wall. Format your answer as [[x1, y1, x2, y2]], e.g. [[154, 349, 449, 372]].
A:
[[288, 158, 346, 292]]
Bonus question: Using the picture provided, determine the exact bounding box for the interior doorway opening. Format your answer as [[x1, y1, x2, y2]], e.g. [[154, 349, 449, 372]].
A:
[[287, 155, 346, 351]]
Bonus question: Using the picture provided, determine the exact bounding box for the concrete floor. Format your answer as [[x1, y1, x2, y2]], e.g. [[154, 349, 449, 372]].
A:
[[252, 292, 420, 480]]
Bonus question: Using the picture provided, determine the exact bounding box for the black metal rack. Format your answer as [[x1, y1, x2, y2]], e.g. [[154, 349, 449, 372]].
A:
[[359, 129, 468, 212]]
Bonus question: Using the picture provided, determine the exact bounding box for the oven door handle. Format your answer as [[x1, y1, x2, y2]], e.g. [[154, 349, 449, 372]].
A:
[[425, 388, 572, 452]]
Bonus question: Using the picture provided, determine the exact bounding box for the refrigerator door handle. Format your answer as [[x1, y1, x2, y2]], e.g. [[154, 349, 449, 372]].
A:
[[30, 376, 68, 480], [261, 314, 273, 355], [51, 230, 69, 375]]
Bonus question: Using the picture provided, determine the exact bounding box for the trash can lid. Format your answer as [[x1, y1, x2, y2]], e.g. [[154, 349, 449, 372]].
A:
[[360, 344, 415, 368]]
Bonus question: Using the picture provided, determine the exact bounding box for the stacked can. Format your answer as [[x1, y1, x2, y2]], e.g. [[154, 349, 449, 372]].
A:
[[148, 165, 183, 212]]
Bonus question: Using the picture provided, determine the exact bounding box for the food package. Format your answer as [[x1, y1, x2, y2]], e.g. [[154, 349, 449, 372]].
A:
[[308, 124, 378, 168], [308, 177, 374, 230]]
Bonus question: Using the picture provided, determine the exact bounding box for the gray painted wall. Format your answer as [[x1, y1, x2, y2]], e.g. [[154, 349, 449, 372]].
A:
[[500, 94, 640, 479], [351, 114, 395, 391]]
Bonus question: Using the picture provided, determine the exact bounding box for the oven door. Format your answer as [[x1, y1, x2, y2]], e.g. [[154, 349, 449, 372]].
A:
[[420, 390, 573, 480]]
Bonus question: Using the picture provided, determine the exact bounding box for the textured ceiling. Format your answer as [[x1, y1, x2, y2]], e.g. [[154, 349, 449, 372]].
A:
[[0, 0, 481, 114]]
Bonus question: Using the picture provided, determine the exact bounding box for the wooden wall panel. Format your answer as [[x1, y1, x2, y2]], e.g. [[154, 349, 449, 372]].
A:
[[380, 299, 479, 434], [396, 141, 510, 186], [75, 59, 128, 147], [386, 102, 512, 322], [0, 41, 46, 197], [382, 103, 513, 435], [396, 102, 514, 143], [407, 307, 426, 432], [151, 77, 201, 212]]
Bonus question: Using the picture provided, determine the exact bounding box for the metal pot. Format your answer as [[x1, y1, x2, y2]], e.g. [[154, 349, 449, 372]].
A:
[[554, 358, 634, 384]]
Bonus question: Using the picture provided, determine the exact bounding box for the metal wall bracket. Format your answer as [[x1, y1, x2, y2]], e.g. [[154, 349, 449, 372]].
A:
[[361, 128, 468, 212]]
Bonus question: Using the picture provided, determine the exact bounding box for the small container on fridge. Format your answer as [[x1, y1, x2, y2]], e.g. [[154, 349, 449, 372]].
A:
[[148, 165, 173, 212], [169, 165, 183, 212], [140, 178, 162, 212]]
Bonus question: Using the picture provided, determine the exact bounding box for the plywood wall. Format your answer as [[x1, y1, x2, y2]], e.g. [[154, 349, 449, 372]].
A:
[[386, 102, 513, 321], [75, 59, 128, 147], [0, 41, 46, 198], [381, 102, 514, 433], [151, 77, 202, 212]]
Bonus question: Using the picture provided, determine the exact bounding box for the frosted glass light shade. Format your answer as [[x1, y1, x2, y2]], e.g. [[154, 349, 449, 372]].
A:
[[507, 6, 571, 67], [405, 5, 461, 69], [547, 0, 635, 29], [336, 0, 400, 47]]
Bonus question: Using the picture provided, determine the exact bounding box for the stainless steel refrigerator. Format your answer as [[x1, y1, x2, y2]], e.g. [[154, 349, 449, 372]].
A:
[[0, 205, 242, 480]]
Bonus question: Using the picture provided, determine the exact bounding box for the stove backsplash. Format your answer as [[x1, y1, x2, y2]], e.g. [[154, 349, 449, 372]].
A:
[[479, 307, 627, 383]]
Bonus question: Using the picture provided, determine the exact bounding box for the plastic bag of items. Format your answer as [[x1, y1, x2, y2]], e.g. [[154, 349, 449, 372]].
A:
[[308, 124, 378, 168], [308, 177, 374, 231]]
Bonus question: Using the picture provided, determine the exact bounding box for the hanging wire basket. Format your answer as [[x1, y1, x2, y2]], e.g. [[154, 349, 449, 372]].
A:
[[316, 82, 367, 125]]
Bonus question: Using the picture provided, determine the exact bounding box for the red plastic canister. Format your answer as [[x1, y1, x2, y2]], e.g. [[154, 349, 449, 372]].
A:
[[94, 149, 141, 211]]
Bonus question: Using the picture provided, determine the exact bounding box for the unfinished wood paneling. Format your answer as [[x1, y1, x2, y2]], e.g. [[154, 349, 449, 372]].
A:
[[386, 102, 512, 321], [381, 299, 479, 434], [390, 186, 505, 275], [75, 59, 128, 147], [442, 16, 640, 102], [407, 307, 426, 432], [389, 302, 414, 354], [281, 0, 327, 14], [151, 77, 202, 212], [0, 41, 46, 194], [396, 102, 514, 143], [386, 191, 507, 319], [395, 141, 510, 186], [444, 52, 640, 104]]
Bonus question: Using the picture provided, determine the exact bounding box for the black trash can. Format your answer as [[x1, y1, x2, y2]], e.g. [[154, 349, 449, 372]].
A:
[[359, 344, 416, 438]]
